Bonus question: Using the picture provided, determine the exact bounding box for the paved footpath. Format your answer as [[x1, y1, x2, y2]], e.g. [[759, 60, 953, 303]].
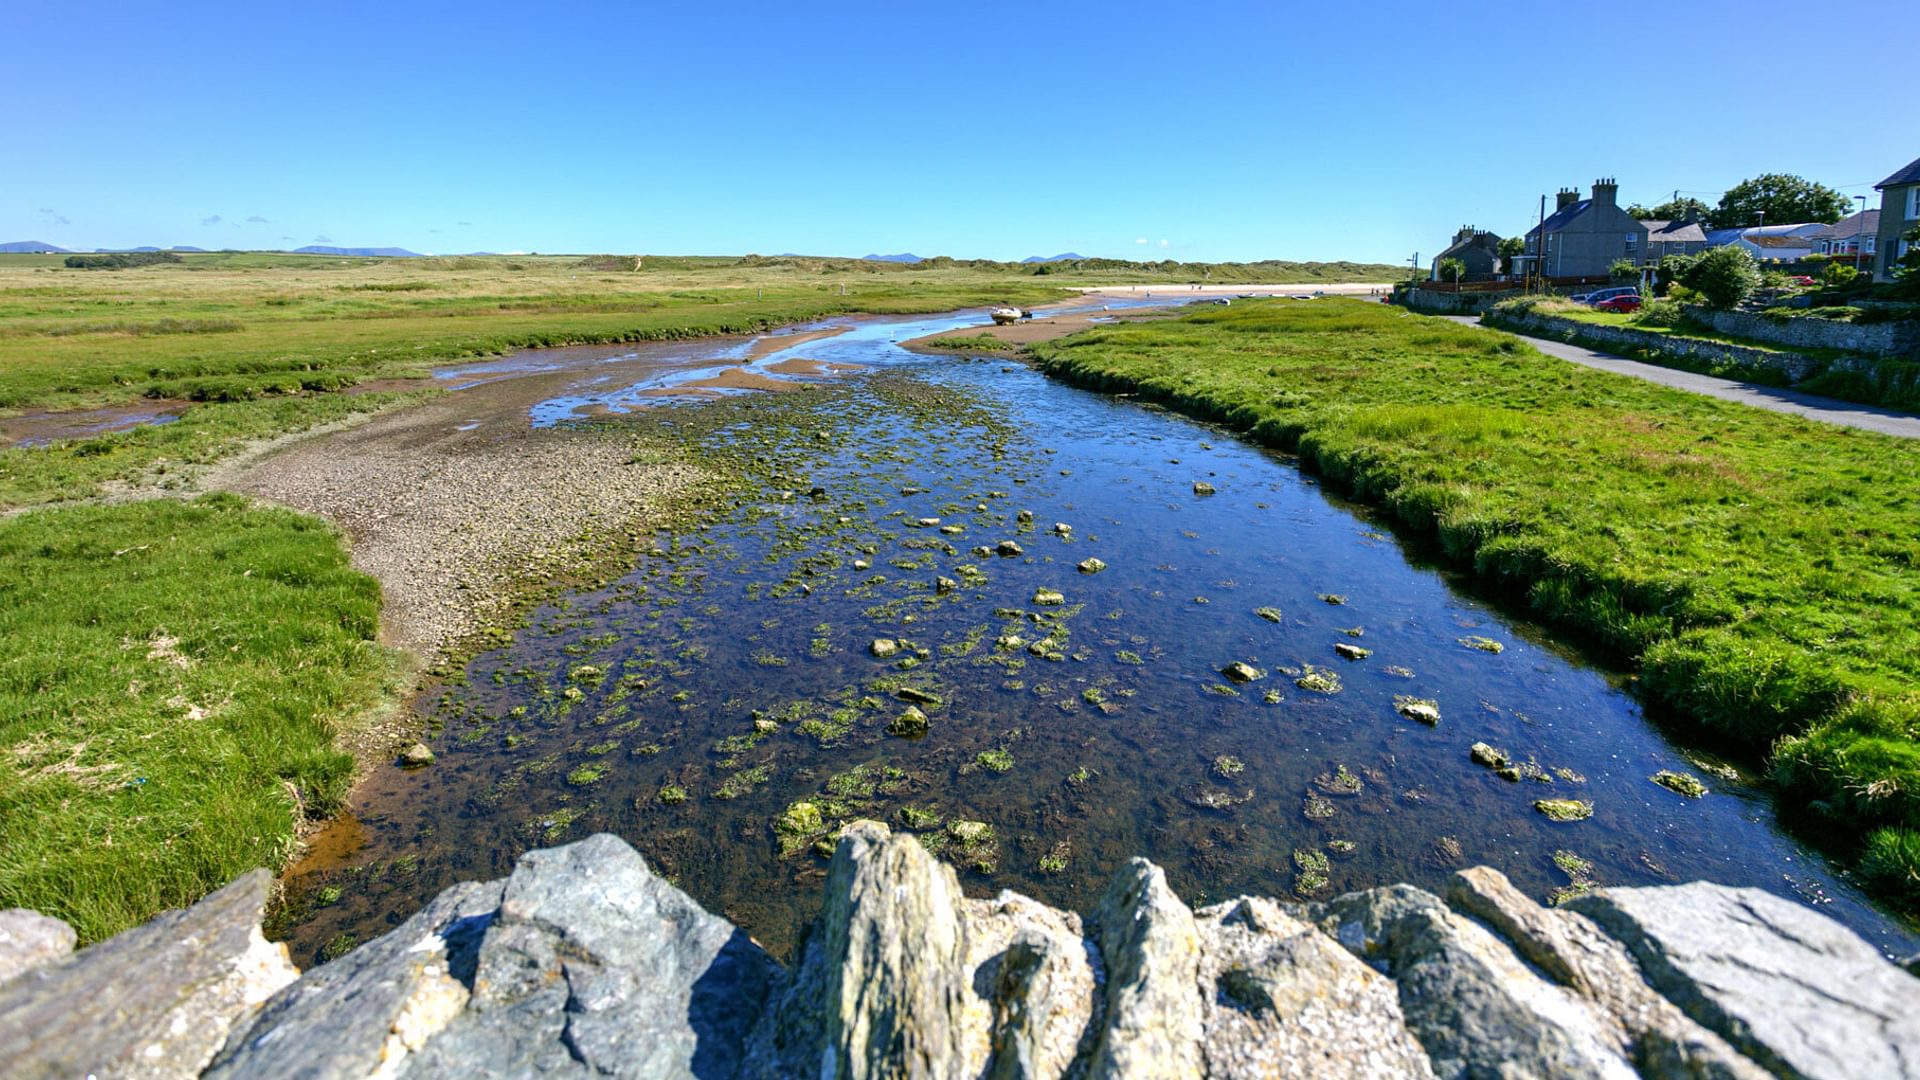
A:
[[1442, 314, 1920, 440]]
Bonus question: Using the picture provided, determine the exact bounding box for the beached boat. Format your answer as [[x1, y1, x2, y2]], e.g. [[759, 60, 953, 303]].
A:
[[989, 306, 1022, 325]]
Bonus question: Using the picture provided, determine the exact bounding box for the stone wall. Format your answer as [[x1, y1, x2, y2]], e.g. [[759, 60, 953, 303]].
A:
[[4, 826, 1917, 1078], [1400, 287, 1522, 316], [1485, 309, 1827, 383], [1684, 306, 1920, 359]]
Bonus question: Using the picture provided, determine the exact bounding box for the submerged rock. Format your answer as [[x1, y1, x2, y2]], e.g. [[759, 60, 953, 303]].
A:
[[996, 540, 1024, 557], [1192, 481, 1215, 496], [1334, 642, 1372, 661], [401, 741, 436, 767], [1220, 661, 1265, 683], [1535, 799, 1594, 822], [1394, 696, 1441, 725], [1032, 587, 1065, 607], [870, 638, 901, 659], [1469, 742, 1509, 769], [888, 705, 930, 737], [1650, 770, 1707, 798], [1077, 557, 1107, 574]]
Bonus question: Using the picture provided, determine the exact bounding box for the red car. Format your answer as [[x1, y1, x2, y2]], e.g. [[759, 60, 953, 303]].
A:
[[1594, 295, 1643, 313], [1789, 275, 1818, 287]]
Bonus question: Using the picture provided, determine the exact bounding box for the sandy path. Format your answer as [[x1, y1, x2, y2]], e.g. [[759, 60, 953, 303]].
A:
[[222, 362, 706, 663]]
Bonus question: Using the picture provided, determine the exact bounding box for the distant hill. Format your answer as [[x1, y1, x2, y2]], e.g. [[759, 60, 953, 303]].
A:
[[861, 253, 922, 263], [93, 246, 207, 253], [294, 245, 424, 258], [1021, 253, 1088, 263], [0, 240, 70, 253]]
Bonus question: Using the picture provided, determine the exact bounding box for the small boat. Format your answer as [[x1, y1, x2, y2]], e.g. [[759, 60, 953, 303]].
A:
[[989, 307, 1022, 325]]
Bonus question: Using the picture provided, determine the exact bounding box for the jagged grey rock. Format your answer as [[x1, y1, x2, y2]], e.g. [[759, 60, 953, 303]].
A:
[[1194, 896, 1434, 1078], [206, 879, 505, 1080], [398, 834, 781, 1079], [749, 820, 974, 1078], [1306, 883, 1637, 1079], [1569, 881, 1920, 1080], [0, 870, 297, 1080], [1446, 868, 1767, 1080], [1086, 858, 1206, 1078], [0, 909, 75, 988], [962, 891, 1100, 1080]]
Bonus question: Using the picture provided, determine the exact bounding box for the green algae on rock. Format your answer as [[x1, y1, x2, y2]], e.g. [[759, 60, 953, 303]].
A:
[[1535, 798, 1594, 822], [1651, 770, 1708, 798]]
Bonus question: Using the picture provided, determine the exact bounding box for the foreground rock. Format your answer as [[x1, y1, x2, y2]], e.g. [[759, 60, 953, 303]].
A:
[[3, 831, 1914, 1078]]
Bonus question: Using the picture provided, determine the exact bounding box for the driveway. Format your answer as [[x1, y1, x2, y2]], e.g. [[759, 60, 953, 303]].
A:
[[1442, 315, 1920, 439]]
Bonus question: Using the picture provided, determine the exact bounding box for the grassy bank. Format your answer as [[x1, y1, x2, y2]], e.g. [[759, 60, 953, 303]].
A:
[[0, 495, 403, 942], [1029, 298, 1920, 906]]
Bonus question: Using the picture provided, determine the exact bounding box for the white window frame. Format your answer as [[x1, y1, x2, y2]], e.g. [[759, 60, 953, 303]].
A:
[[1909, 187, 1920, 220], [1624, 233, 1638, 252]]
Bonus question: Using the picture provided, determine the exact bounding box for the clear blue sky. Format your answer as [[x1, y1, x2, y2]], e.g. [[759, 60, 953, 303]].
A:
[[7, 0, 1912, 264]]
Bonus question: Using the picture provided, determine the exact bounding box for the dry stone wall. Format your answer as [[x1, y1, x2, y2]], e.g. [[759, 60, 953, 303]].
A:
[[3, 826, 1917, 1078]]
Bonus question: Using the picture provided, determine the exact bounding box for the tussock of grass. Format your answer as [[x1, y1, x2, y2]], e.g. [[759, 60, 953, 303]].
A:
[[0, 494, 402, 942], [1030, 299, 1920, 910]]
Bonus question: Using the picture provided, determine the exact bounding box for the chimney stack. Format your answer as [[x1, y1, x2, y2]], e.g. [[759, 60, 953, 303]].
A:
[[1592, 178, 1619, 208], [1454, 225, 1475, 244], [1556, 188, 1579, 210]]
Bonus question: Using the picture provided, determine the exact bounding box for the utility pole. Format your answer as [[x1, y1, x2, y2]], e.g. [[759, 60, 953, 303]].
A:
[[1410, 251, 1420, 283]]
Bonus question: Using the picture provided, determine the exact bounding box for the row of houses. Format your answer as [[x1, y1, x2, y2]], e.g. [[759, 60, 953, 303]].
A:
[[1430, 155, 1920, 285]]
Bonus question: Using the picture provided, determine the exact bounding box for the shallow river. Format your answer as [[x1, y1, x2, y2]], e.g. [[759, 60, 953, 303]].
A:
[[280, 301, 1918, 962]]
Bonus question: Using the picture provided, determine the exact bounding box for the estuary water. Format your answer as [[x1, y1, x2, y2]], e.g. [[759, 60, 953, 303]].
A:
[[281, 301, 1917, 962]]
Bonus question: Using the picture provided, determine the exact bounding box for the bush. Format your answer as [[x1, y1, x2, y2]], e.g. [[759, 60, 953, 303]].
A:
[[62, 252, 183, 270], [1685, 246, 1761, 309], [1634, 299, 1686, 327], [1823, 263, 1860, 286], [1655, 253, 1696, 296], [1608, 258, 1639, 282], [1859, 828, 1920, 905], [1437, 257, 1466, 284]]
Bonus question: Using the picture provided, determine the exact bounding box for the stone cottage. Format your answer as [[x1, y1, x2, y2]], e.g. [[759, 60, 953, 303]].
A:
[[1429, 226, 1504, 282], [1522, 179, 1650, 279]]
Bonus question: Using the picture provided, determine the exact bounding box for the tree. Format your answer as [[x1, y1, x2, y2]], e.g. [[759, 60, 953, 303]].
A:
[[1891, 225, 1920, 299], [1628, 197, 1712, 222], [1708, 174, 1848, 229], [1437, 257, 1466, 283], [1608, 258, 1640, 282], [1685, 245, 1761, 309], [1822, 262, 1859, 287]]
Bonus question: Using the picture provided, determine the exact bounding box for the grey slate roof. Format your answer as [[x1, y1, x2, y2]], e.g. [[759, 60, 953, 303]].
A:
[[1527, 199, 1592, 240], [1643, 220, 1707, 243], [1808, 210, 1879, 240], [1876, 155, 1920, 188]]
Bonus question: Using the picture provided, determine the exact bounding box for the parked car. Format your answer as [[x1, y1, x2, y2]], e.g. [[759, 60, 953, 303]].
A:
[[1593, 295, 1643, 313], [1570, 286, 1640, 305], [1789, 275, 1818, 287]]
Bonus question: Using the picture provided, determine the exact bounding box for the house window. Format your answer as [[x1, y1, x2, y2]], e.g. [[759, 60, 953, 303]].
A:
[[1909, 187, 1920, 220], [1624, 233, 1637, 252], [1865, 236, 1875, 254]]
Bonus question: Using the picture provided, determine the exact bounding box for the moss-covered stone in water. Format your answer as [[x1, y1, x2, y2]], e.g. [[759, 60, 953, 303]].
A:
[[1332, 642, 1371, 661], [899, 804, 942, 830], [869, 638, 900, 659], [1470, 742, 1509, 769], [1221, 661, 1265, 683], [1033, 587, 1065, 606], [1213, 755, 1245, 778], [887, 705, 929, 737], [1302, 793, 1336, 820], [1037, 840, 1071, 874], [1255, 606, 1284, 623], [1262, 689, 1284, 704], [566, 763, 608, 787], [1535, 798, 1593, 822], [1067, 766, 1093, 786], [1293, 848, 1331, 895], [1315, 764, 1363, 796], [1077, 557, 1106, 574], [975, 748, 1014, 773], [1294, 666, 1342, 694], [1328, 839, 1356, 854], [1394, 695, 1440, 724], [1318, 594, 1348, 606], [774, 800, 826, 856], [1650, 769, 1707, 798], [1458, 635, 1505, 654], [657, 785, 688, 805]]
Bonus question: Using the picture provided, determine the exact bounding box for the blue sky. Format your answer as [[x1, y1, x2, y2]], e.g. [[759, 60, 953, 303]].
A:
[[7, 0, 1912, 264]]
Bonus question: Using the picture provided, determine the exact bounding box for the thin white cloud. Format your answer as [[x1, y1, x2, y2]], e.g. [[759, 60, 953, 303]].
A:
[[1134, 237, 1148, 244], [1157, 239, 1170, 248], [312, 235, 332, 244]]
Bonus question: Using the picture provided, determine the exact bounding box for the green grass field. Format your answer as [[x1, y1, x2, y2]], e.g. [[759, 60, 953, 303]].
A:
[[1030, 298, 1920, 907], [0, 495, 404, 941]]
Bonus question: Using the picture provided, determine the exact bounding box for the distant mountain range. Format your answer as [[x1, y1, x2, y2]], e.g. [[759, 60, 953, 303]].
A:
[[1021, 253, 1088, 263], [295, 245, 423, 258], [93, 246, 206, 253], [861, 253, 922, 263], [0, 240, 70, 253]]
